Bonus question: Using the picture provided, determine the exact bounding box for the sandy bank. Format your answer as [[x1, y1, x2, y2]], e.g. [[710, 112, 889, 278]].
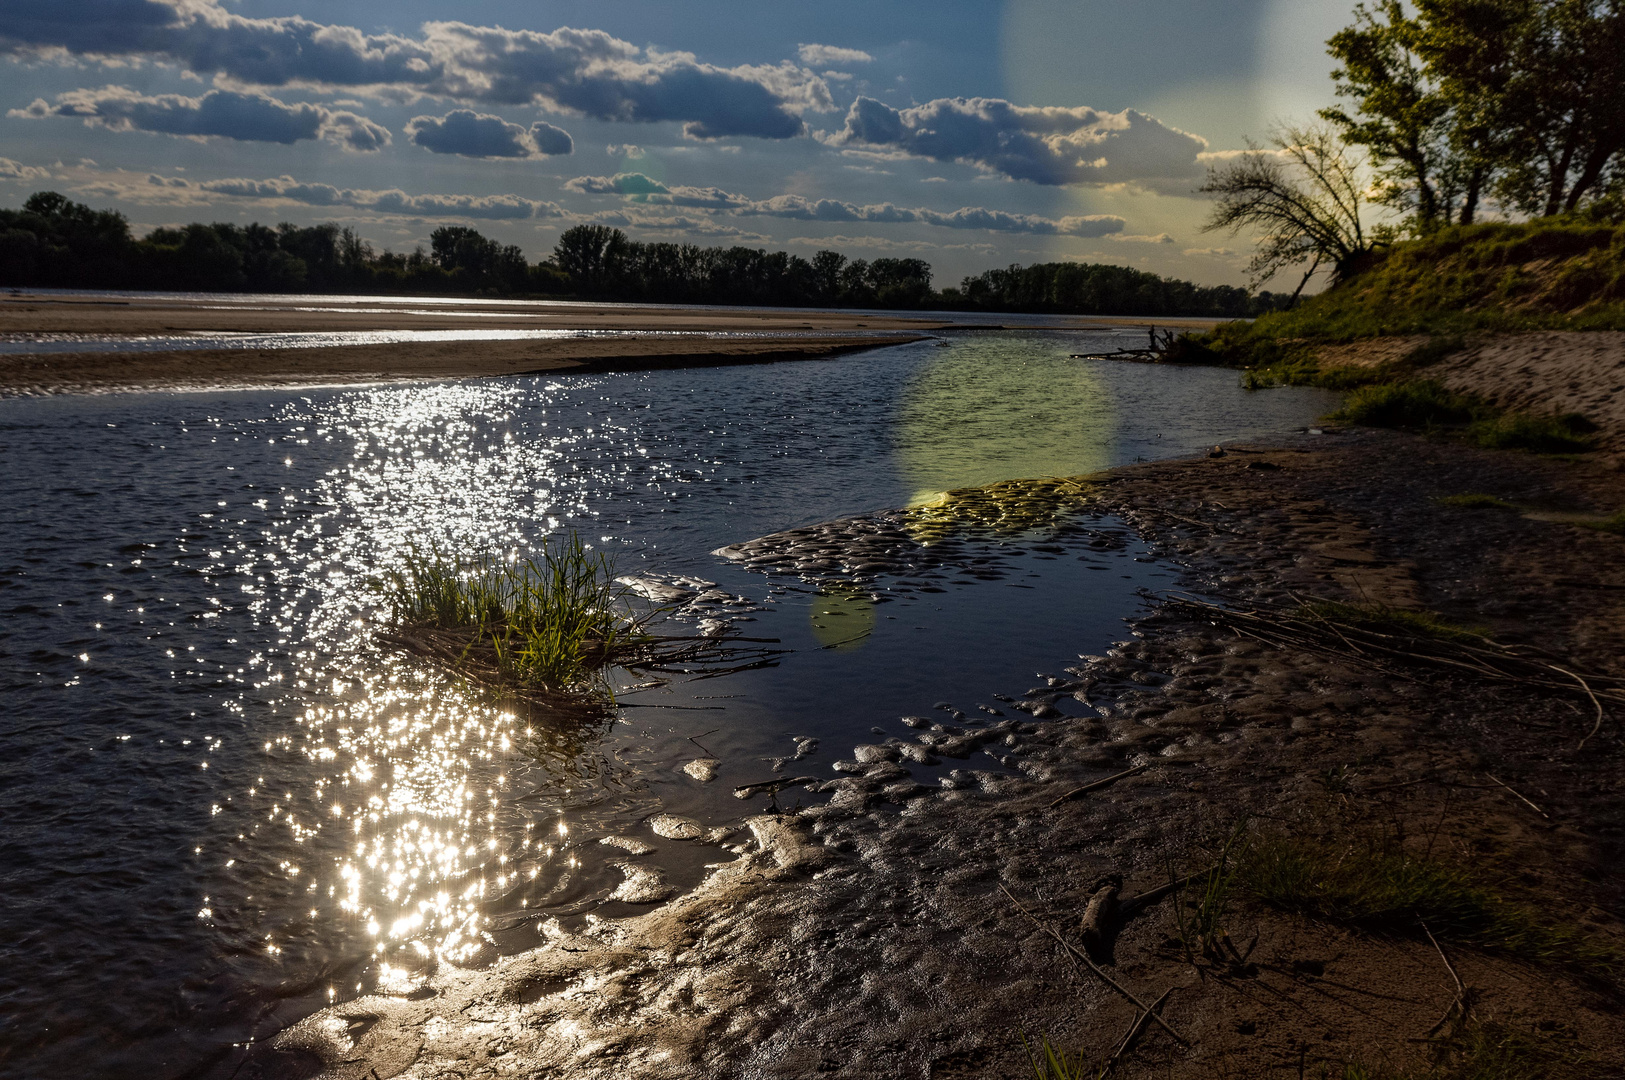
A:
[[0, 334, 926, 397], [252, 430, 1625, 1080], [1317, 330, 1625, 446]]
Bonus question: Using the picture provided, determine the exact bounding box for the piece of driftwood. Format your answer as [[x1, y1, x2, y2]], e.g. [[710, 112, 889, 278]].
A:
[[1048, 764, 1149, 809], [1079, 882, 1121, 960], [1483, 773, 1550, 819], [732, 777, 820, 800], [1000, 885, 1190, 1046]]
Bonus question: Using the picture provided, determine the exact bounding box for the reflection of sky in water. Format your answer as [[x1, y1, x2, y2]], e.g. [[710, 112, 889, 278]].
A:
[[898, 334, 1114, 503], [0, 333, 1340, 1076]]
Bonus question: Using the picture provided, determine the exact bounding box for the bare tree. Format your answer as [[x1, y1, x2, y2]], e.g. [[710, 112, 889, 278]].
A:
[[1200, 124, 1381, 304]]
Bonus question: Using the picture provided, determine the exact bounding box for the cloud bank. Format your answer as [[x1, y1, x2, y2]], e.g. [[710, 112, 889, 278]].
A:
[[565, 172, 1126, 236], [13, 86, 390, 151], [405, 110, 573, 158], [0, 1, 831, 140], [833, 96, 1206, 186], [175, 174, 563, 220]]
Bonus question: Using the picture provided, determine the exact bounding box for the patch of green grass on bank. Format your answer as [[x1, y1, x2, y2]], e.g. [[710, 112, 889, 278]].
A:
[[1193, 218, 1625, 373], [1341, 1021, 1590, 1080], [1324, 381, 1596, 453], [1234, 835, 1618, 976], [1299, 600, 1489, 643], [1580, 510, 1625, 535], [1436, 494, 1519, 510]]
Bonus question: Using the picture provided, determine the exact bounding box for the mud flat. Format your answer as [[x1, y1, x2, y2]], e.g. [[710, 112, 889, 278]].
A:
[[0, 334, 927, 397], [245, 422, 1625, 1080]]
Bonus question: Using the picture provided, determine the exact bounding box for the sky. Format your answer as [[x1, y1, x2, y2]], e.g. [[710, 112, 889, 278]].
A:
[[0, 0, 1358, 288]]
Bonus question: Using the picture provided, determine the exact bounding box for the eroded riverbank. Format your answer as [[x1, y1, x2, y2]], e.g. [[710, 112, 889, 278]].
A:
[[260, 428, 1625, 1080]]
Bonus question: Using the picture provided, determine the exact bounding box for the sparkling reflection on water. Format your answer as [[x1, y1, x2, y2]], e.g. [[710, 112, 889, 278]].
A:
[[0, 330, 1339, 1077]]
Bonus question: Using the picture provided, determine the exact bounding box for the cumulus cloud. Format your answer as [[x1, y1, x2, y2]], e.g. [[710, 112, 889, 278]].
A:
[[185, 174, 563, 220], [832, 96, 1207, 186], [0, 157, 52, 181], [0, 2, 830, 140], [565, 172, 1126, 236], [797, 44, 872, 66], [607, 144, 645, 158], [405, 109, 573, 158], [13, 86, 390, 150]]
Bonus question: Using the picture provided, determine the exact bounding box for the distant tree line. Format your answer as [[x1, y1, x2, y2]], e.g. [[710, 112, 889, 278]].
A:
[[0, 191, 1284, 316]]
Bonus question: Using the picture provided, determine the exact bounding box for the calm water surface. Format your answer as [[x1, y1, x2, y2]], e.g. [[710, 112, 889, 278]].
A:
[[0, 330, 1337, 1078]]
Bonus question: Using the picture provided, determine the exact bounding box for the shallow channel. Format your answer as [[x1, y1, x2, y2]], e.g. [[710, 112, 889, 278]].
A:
[[0, 329, 1338, 1078]]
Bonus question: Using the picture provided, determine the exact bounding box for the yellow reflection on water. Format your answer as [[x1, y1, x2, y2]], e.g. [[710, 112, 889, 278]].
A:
[[896, 338, 1115, 506], [808, 587, 876, 652]]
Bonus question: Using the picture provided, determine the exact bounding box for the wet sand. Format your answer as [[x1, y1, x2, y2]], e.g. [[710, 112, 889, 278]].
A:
[[257, 428, 1625, 1080], [0, 335, 926, 397], [0, 291, 1223, 397]]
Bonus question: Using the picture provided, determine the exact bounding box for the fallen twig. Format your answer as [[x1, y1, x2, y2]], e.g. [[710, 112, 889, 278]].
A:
[[1422, 921, 1471, 1037], [1104, 987, 1175, 1076], [1483, 774, 1550, 819], [1048, 764, 1149, 809], [1000, 885, 1190, 1046]]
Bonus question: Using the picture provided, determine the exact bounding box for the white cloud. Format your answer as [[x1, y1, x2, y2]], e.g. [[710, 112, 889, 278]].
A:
[[797, 44, 873, 66], [832, 96, 1207, 187], [0, 2, 831, 140], [0, 157, 52, 181], [1108, 233, 1176, 244], [12, 86, 390, 151], [564, 172, 1128, 236], [606, 144, 645, 159], [168, 173, 564, 220]]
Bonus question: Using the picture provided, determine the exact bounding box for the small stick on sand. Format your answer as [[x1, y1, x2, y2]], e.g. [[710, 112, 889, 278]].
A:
[[1421, 922, 1471, 1037], [1104, 987, 1175, 1075], [1559, 666, 1610, 750], [1483, 773, 1550, 819], [1048, 764, 1149, 809], [1000, 885, 1190, 1046]]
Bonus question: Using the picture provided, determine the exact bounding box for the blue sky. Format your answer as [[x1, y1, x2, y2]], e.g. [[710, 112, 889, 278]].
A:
[[0, 0, 1354, 287]]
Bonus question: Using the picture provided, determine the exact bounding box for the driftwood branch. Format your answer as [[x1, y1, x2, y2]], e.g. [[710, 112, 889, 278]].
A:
[[1104, 987, 1175, 1076], [1000, 885, 1190, 1046], [1049, 764, 1149, 809]]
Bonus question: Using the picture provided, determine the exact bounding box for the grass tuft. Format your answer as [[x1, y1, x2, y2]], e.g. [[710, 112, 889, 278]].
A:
[[381, 535, 648, 693], [1021, 1033, 1098, 1080], [1330, 380, 1476, 429], [1436, 494, 1518, 510], [1465, 412, 1596, 453]]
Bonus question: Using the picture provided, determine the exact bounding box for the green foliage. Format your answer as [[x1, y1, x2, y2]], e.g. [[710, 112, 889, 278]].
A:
[[1235, 834, 1617, 974], [1196, 219, 1625, 370], [1300, 599, 1490, 643], [381, 535, 646, 691], [955, 259, 1286, 319], [1021, 1034, 1098, 1080], [1465, 411, 1597, 453], [1332, 379, 1478, 428], [1435, 493, 1518, 510], [1579, 510, 1625, 535]]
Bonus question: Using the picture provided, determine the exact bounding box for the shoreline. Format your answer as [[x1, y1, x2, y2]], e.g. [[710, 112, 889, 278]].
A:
[[0, 335, 929, 398], [258, 428, 1625, 1079]]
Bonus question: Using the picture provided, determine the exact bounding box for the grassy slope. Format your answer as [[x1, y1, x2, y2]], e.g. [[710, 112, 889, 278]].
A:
[[1198, 218, 1625, 362]]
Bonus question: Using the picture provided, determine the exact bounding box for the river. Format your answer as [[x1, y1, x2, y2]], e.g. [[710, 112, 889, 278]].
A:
[[0, 328, 1337, 1078]]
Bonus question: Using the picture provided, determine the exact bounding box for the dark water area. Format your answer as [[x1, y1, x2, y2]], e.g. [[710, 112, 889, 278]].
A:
[[0, 329, 1338, 1078]]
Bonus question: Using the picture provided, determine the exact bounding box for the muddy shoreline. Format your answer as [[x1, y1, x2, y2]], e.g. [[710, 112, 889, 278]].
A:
[[246, 427, 1625, 1080], [0, 335, 928, 397]]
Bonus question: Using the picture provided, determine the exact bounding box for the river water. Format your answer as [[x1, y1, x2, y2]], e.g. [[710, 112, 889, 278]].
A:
[[0, 329, 1337, 1078]]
